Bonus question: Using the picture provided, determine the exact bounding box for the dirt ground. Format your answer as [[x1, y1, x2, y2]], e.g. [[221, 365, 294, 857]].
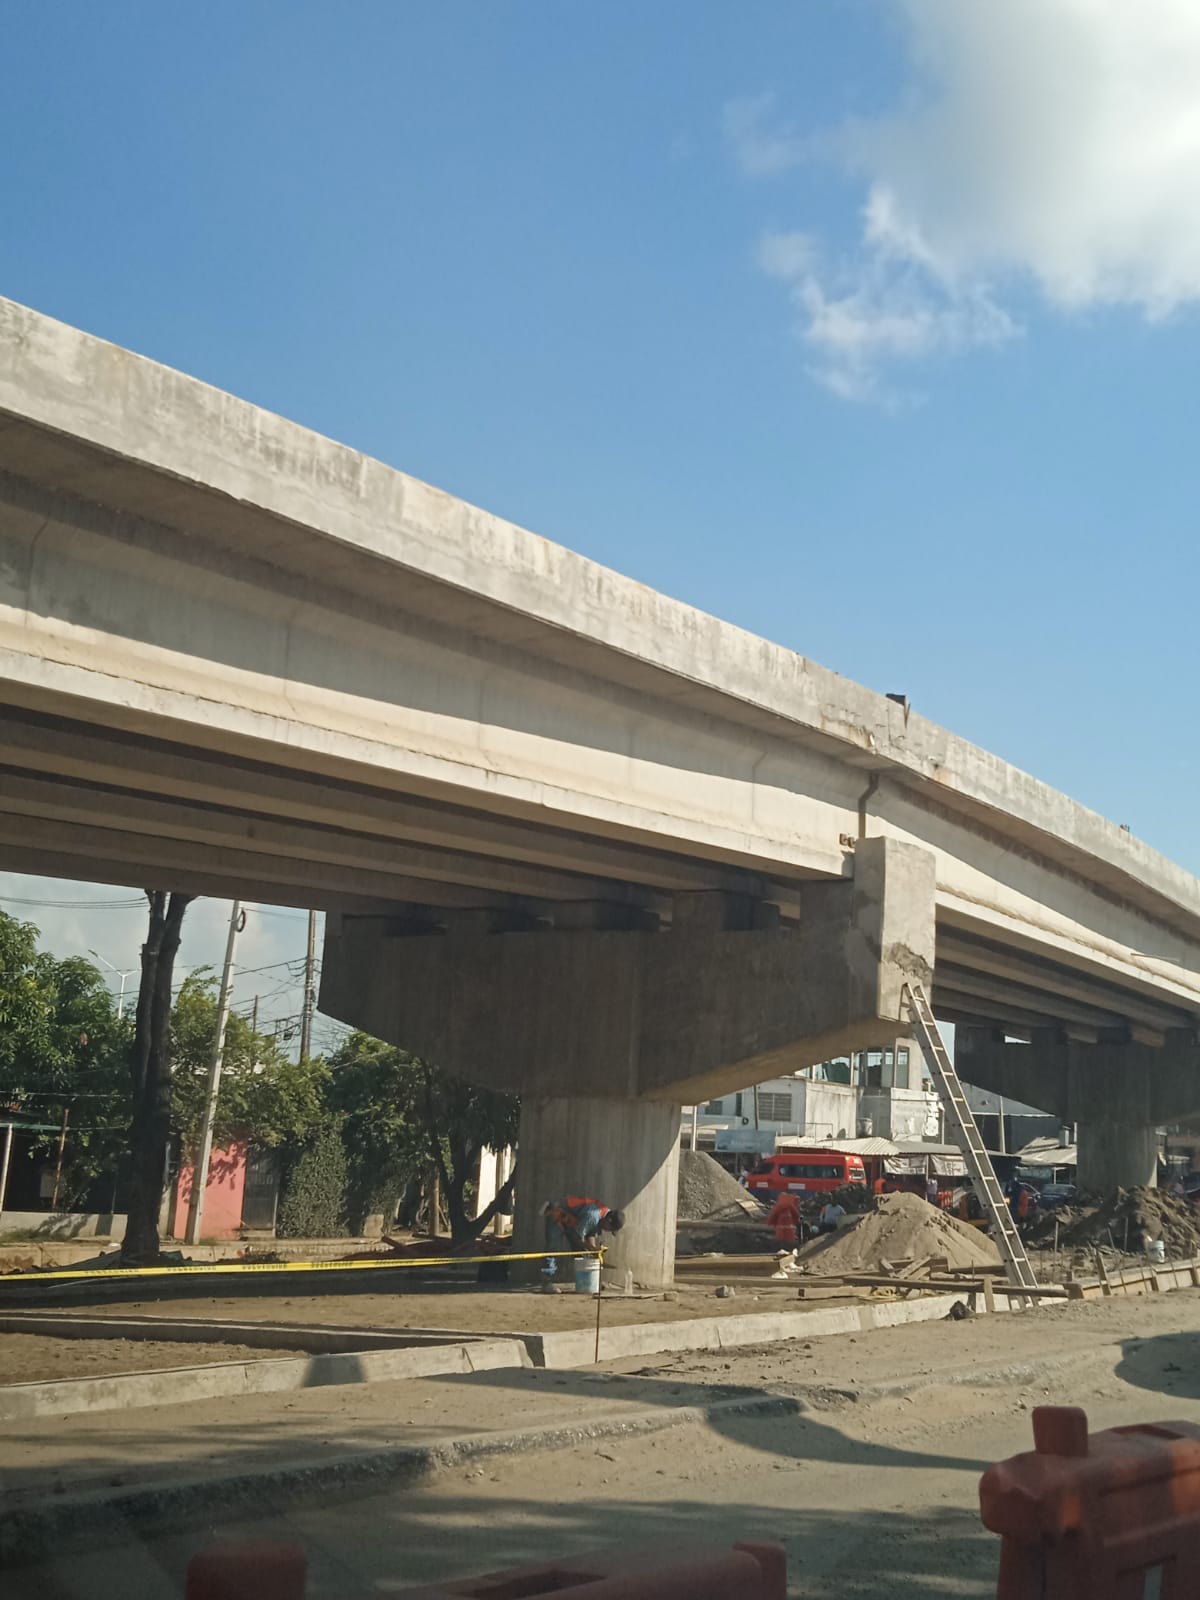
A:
[[8, 1289, 1200, 1597], [0, 1334, 308, 1384], [74, 1283, 857, 1333]]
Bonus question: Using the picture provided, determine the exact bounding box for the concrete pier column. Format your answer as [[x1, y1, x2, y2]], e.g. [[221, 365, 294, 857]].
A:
[[1074, 1117, 1158, 1193], [956, 1028, 1166, 1194], [515, 1095, 680, 1290]]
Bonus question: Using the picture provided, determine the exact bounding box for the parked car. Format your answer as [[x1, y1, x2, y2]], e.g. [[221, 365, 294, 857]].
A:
[[746, 1149, 867, 1198], [1037, 1183, 1077, 1211]]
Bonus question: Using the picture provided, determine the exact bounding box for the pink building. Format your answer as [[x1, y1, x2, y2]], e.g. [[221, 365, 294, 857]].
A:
[[166, 1139, 249, 1240]]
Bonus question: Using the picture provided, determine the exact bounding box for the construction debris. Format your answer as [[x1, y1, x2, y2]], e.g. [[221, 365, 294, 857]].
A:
[[796, 1192, 1001, 1276], [1028, 1187, 1200, 1259]]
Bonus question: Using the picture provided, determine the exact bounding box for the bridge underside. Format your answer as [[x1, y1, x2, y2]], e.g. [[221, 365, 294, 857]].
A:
[[3, 296, 1200, 1283], [3, 701, 1200, 1280]]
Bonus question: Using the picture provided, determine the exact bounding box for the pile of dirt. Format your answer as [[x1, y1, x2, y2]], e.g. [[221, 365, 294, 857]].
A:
[[677, 1151, 766, 1223], [796, 1191, 1001, 1274], [1048, 1187, 1200, 1258]]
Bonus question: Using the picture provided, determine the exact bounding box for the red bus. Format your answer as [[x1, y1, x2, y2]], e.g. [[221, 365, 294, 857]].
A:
[[747, 1149, 867, 1199]]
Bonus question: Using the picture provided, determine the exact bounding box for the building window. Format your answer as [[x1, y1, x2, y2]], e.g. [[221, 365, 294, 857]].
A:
[[704, 1099, 724, 1114], [863, 1050, 898, 1090], [897, 1048, 910, 1071], [734, 1092, 744, 1117], [758, 1091, 793, 1122]]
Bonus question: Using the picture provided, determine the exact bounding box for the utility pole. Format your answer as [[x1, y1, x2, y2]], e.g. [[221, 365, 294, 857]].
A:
[[0, 1120, 13, 1226], [186, 901, 243, 1244], [299, 910, 317, 1061], [51, 1106, 69, 1210]]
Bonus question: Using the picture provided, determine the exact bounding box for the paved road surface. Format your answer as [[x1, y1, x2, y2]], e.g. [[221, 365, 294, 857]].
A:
[[8, 1290, 1200, 1598]]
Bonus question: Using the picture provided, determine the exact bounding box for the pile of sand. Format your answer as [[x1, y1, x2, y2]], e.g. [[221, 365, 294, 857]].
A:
[[797, 1191, 1001, 1274], [677, 1151, 765, 1223]]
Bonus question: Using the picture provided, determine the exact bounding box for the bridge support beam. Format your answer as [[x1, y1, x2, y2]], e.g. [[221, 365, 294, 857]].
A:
[[321, 837, 936, 1103], [321, 836, 936, 1287], [514, 1095, 680, 1290], [956, 1028, 1200, 1193]]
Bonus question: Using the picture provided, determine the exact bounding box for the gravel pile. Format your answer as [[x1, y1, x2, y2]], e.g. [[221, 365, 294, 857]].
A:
[[677, 1151, 765, 1222]]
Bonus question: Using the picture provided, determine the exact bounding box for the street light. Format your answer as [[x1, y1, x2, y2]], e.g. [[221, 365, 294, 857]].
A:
[[88, 950, 135, 1020]]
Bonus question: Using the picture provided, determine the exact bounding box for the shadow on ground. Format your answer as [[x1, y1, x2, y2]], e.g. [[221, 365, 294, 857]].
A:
[[1115, 1331, 1200, 1404], [7, 1492, 1001, 1600], [0, 1364, 993, 1510]]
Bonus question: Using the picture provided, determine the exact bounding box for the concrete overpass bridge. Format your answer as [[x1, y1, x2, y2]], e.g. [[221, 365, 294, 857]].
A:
[[1, 295, 1199, 1283]]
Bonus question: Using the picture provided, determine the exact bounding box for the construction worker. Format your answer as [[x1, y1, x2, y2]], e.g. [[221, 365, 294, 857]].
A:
[[766, 1190, 801, 1247], [541, 1195, 625, 1278]]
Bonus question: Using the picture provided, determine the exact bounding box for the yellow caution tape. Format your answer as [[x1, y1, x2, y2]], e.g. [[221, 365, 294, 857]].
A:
[[0, 1248, 603, 1284]]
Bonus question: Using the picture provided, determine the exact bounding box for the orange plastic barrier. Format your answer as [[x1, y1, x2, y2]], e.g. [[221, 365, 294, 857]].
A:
[[186, 1540, 784, 1600], [186, 1540, 307, 1600], [381, 1541, 787, 1598], [980, 1405, 1200, 1598]]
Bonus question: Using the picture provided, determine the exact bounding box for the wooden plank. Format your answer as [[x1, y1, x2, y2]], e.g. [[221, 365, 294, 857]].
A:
[[989, 1284, 1068, 1299], [896, 1256, 933, 1281], [1096, 1252, 1112, 1298]]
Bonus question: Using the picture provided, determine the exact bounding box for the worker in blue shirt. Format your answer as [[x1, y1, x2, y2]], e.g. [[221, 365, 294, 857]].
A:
[[541, 1195, 625, 1277]]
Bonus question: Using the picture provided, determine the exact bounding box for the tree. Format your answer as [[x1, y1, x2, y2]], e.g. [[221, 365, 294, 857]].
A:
[[169, 971, 327, 1154], [327, 1032, 518, 1243], [123, 891, 192, 1264], [0, 911, 130, 1206]]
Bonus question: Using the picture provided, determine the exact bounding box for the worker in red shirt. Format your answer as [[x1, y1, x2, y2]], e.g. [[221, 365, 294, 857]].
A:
[[766, 1191, 801, 1247]]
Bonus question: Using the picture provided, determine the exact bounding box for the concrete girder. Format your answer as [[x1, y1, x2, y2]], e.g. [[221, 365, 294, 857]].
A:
[[933, 966, 1129, 1033], [0, 843, 399, 917], [0, 710, 788, 902], [936, 928, 1194, 1035], [0, 811, 573, 913], [932, 986, 1105, 1043], [0, 770, 667, 912], [935, 903, 1200, 1024]]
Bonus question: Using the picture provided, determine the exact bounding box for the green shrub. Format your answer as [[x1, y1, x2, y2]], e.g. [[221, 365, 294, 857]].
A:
[[277, 1124, 349, 1238]]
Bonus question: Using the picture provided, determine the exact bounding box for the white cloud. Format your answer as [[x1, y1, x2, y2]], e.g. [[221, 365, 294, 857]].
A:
[[734, 0, 1200, 400], [759, 229, 1017, 401], [723, 93, 811, 178]]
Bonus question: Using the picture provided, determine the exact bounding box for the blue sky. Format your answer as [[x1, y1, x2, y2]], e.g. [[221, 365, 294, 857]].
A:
[[2, 1, 1199, 1013]]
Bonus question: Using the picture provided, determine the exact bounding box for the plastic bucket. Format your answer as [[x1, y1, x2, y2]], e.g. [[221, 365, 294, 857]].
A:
[[574, 1257, 601, 1294], [1147, 1239, 1166, 1265]]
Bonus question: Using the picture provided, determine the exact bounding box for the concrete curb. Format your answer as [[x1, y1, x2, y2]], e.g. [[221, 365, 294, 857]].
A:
[[0, 1292, 979, 1420], [524, 1290, 977, 1366], [0, 1335, 529, 1421], [0, 1389, 802, 1567], [0, 1311, 474, 1353]]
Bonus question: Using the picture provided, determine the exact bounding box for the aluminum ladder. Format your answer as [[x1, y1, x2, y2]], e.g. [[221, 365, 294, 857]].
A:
[[903, 982, 1039, 1296]]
